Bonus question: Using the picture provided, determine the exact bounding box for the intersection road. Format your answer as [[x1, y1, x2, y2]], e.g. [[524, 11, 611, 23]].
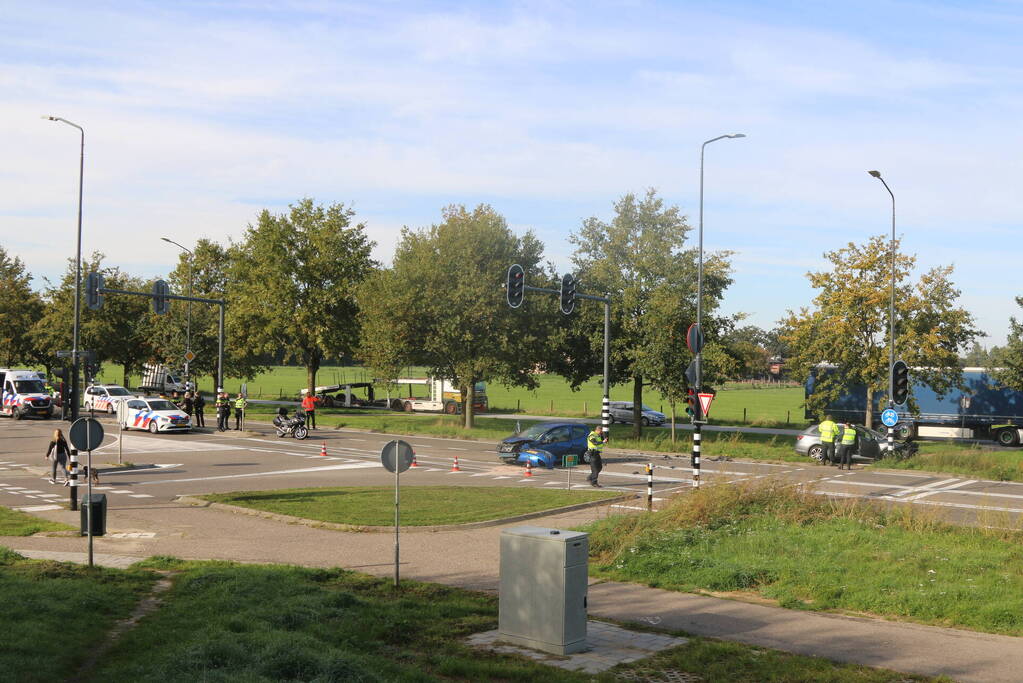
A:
[[3, 417, 1023, 529]]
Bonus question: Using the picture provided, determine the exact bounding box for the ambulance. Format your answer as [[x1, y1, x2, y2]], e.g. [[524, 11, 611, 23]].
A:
[[0, 369, 55, 419]]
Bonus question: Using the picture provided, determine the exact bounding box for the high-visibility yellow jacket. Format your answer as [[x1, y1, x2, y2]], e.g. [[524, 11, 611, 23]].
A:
[[819, 420, 837, 443], [841, 424, 857, 445], [587, 430, 606, 451]]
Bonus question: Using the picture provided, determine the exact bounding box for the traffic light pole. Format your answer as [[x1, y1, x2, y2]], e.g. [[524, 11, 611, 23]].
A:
[[92, 280, 226, 392]]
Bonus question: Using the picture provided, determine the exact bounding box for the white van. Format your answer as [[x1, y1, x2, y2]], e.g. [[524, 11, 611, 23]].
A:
[[0, 369, 55, 419]]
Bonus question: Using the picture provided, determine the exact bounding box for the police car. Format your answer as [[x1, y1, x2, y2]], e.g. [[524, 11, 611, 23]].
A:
[[1, 369, 54, 419], [119, 396, 192, 433], [83, 384, 134, 413]]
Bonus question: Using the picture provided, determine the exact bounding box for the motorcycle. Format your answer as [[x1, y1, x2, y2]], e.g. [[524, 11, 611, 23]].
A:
[[273, 409, 309, 440]]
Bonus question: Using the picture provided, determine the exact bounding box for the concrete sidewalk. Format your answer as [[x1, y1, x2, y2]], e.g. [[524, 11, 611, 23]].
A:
[[6, 499, 1022, 682]]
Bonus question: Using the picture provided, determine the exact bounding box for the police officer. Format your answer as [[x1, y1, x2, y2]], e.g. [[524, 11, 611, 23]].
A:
[[215, 390, 230, 431], [836, 422, 857, 470], [818, 415, 837, 465], [585, 425, 607, 487], [234, 392, 247, 430]]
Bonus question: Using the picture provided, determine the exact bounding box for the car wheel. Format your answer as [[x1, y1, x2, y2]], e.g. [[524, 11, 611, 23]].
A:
[[579, 452, 589, 465], [995, 428, 1020, 447], [107, 403, 115, 414], [294, 425, 309, 440], [403, 401, 413, 413], [444, 401, 457, 415], [607, 415, 614, 425], [641, 416, 650, 427], [149, 421, 159, 434], [895, 422, 915, 440], [807, 445, 824, 462]]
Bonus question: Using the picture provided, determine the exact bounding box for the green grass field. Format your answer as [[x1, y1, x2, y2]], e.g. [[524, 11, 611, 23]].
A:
[[94, 363, 808, 427], [585, 481, 1023, 636], [203, 486, 618, 526], [2, 550, 937, 682], [0, 506, 74, 536]]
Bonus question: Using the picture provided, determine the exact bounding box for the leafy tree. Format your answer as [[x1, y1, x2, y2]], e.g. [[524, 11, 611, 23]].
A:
[[781, 235, 980, 426], [556, 189, 732, 438], [357, 204, 553, 428], [31, 253, 154, 385], [721, 324, 772, 380], [993, 298, 1023, 390], [148, 239, 265, 392], [0, 247, 44, 367], [230, 199, 377, 397]]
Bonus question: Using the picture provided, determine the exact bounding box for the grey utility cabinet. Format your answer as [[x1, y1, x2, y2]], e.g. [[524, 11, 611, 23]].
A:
[[499, 526, 589, 655]]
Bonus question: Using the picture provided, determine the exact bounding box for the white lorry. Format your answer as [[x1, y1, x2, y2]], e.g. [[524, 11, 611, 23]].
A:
[[139, 364, 187, 395], [390, 377, 488, 414]]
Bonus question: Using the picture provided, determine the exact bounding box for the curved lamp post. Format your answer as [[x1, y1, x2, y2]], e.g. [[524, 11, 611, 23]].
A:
[[692, 133, 746, 488], [868, 169, 897, 454], [42, 115, 84, 420]]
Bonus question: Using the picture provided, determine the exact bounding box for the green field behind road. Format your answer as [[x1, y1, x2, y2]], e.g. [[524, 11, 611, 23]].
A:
[[95, 363, 807, 427]]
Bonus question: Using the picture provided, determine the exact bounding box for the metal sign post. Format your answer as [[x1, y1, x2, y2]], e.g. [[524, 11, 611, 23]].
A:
[[69, 417, 104, 568], [380, 439, 414, 589]]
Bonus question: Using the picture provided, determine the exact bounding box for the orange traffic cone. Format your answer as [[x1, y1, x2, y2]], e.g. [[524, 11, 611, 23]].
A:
[[410, 452, 419, 468], [524, 460, 533, 477], [320, 443, 327, 457], [451, 454, 461, 472]]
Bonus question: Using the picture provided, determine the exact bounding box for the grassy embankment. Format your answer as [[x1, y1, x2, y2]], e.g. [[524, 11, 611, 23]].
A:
[[585, 480, 1023, 636], [1, 549, 939, 682], [203, 486, 619, 526]]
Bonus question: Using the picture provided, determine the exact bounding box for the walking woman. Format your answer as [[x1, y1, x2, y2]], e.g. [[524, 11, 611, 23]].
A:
[[45, 428, 70, 484]]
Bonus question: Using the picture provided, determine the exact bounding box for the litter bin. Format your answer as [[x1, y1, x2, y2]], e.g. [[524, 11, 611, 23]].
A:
[[80, 493, 107, 536]]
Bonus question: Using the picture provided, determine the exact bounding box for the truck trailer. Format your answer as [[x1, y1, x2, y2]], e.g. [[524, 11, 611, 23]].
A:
[[806, 366, 1023, 446]]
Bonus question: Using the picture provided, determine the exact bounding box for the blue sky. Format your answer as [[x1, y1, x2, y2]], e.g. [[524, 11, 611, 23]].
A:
[[3, 0, 1021, 344]]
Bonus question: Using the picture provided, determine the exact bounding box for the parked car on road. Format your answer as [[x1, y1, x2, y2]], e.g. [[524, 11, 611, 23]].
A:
[[497, 422, 591, 465], [608, 401, 666, 426], [795, 424, 918, 462], [83, 384, 133, 413], [120, 397, 191, 433]]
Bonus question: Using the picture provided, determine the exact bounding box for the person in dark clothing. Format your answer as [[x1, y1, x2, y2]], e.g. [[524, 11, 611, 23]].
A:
[[181, 391, 194, 418], [216, 391, 231, 431], [193, 391, 206, 427], [44, 429, 70, 484]]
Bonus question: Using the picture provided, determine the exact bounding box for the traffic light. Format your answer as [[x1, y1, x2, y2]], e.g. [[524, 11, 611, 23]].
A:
[[560, 273, 576, 315], [891, 360, 909, 405], [86, 271, 104, 311], [506, 264, 524, 308], [685, 388, 698, 418], [152, 279, 170, 315]]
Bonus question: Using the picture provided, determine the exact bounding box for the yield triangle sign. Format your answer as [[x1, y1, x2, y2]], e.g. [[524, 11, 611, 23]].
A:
[[698, 392, 715, 418]]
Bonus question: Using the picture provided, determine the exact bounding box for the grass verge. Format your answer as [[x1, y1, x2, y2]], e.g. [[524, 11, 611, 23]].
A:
[[0, 548, 156, 683], [0, 505, 74, 536], [202, 486, 619, 526], [81, 556, 933, 682], [880, 441, 1023, 481], [585, 480, 1023, 636]]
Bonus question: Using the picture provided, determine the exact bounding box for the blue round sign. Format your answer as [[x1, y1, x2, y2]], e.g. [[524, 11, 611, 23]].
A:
[[880, 408, 899, 428]]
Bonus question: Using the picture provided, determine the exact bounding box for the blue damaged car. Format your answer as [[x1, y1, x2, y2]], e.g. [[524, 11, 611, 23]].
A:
[[497, 422, 592, 468]]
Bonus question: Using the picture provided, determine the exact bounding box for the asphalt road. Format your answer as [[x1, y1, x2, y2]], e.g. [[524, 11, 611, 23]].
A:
[[4, 414, 1023, 528]]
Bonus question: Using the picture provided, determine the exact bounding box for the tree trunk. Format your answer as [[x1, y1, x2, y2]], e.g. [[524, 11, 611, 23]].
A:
[[463, 381, 475, 429], [632, 374, 643, 439], [865, 386, 874, 428], [306, 356, 320, 399], [670, 400, 677, 443]]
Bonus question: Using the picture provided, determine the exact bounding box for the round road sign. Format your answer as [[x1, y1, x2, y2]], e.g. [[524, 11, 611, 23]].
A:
[[69, 417, 105, 452], [880, 408, 899, 428], [381, 439, 414, 474], [686, 323, 704, 354]]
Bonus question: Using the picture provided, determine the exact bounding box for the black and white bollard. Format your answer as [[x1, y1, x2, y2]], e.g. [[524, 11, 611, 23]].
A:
[[692, 428, 701, 488], [646, 463, 653, 510], [68, 449, 79, 511]]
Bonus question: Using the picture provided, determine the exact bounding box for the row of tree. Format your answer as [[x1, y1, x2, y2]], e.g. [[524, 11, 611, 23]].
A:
[[2, 191, 1007, 434]]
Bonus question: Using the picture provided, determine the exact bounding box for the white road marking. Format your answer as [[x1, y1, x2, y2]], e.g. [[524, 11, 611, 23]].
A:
[[891, 478, 959, 498], [905, 479, 978, 501], [128, 494, 154, 498], [20, 490, 43, 494], [16, 504, 62, 512], [469, 472, 491, 477], [108, 490, 132, 494], [37, 494, 60, 499], [138, 461, 378, 485], [611, 505, 648, 511], [109, 532, 156, 538]]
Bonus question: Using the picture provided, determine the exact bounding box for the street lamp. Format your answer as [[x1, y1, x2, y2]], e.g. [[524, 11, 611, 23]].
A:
[[868, 169, 897, 455], [693, 133, 746, 488], [161, 237, 194, 386], [42, 115, 84, 420]]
